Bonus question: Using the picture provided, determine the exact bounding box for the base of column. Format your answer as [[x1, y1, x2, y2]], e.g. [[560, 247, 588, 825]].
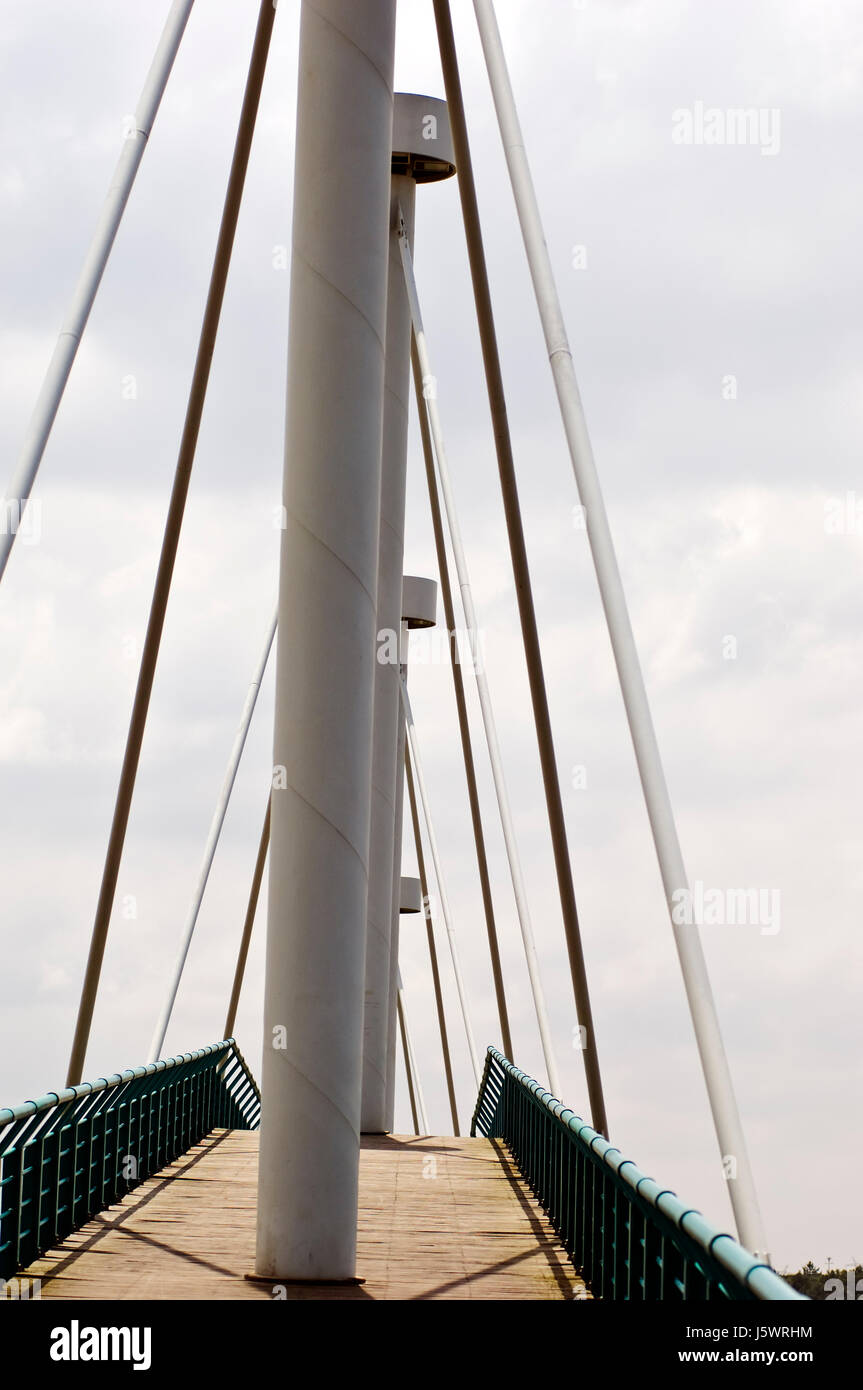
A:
[[246, 1273, 367, 1287]]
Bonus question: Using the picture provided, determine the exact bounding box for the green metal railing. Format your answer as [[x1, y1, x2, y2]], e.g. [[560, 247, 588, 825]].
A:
[[472, 1047, 805, 1302], [0, 1038, 259, 1281]]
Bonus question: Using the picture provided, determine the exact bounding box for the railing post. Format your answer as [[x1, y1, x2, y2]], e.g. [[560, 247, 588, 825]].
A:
[[601, 1173, 613, 1301], [14, 1144, 31, 1269], [51, 1122, 65, 1245]]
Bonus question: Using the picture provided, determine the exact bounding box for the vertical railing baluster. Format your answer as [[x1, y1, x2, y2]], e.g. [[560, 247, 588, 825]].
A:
[[556, 1125, 563, 1236], [102, 1100, 115, 1209], [0, 1152, 13, 1280], [36, 1136, 50, 1260], [50, 1120, 65, 1247], [623, 1185, 633, 1300], [113, 1099, 125, 1201], [179, 1073, 188, 1151], [643, 1213, 660, 1300], [564, 1136, 574, 1257], [158, 1083, 167, 1170], [71, 1106, 85, 1228], [590, 1157, 601, 1291], [13, 1142, 30, 1269], [600, 1173, 612, 1300]]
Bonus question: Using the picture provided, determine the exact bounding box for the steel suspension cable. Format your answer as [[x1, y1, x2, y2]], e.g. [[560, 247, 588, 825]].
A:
[[400, 233, 561, 1102], [431, 0, 607, 1135], [471, 0, 767, 1255], [224, 794, 271, 1041], [396, 969, 428, 1136], [410, 339, 512, 1064], [0, 0, 196, 584], [149, 607, 277, 1062], [66, 0, 277, 1087], [399, 993, 420, 1136], [400, 677, 481, 1086], [405, 742, 460, 1135]]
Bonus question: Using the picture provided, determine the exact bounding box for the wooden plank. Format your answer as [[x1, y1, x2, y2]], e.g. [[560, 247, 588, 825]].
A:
[[20, 1131, 590, 1301]]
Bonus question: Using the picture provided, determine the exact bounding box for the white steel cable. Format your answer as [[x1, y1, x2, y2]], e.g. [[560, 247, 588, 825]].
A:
[[401, 678, 481, 1086], [148, 605, 277, 1062], [397, 967, 429, 1135], [471, 0, 768, 1259], [0, 0, 196, 583], [398, 227, 561, 1100]]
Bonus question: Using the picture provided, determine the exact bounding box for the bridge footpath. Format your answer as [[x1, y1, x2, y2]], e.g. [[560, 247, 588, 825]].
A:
[[20, 1132, 588, 1301]]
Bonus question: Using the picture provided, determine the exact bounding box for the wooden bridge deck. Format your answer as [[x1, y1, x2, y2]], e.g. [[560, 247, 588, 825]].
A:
[[22, 1131, 589, 1301]]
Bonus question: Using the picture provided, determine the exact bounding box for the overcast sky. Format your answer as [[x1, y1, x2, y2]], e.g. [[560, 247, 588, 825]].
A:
[[1, 0, 861, 1276]]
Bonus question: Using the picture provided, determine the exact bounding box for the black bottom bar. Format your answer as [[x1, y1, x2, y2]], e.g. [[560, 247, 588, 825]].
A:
[[4, 1296, 852, 1375]]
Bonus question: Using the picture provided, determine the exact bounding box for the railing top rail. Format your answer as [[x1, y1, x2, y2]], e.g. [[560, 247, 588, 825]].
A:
[[473, 1046, 805, 1303], [0, 1038, 241, 1131]]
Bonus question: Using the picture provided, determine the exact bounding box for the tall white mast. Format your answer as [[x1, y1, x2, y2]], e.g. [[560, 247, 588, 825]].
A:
[[254, 0, 398, 1283]]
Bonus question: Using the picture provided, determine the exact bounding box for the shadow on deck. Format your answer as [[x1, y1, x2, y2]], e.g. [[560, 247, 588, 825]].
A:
[[22, 1131, 590, 1301]]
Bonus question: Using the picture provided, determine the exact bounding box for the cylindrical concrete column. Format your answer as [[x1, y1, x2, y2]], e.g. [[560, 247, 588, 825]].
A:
[[362, 95, 455, 1133], [361, 174, 415, 1134], [255, 0, 397, 1282], [385, 578, 439, 1129], [383, 617, 409, 1131]]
